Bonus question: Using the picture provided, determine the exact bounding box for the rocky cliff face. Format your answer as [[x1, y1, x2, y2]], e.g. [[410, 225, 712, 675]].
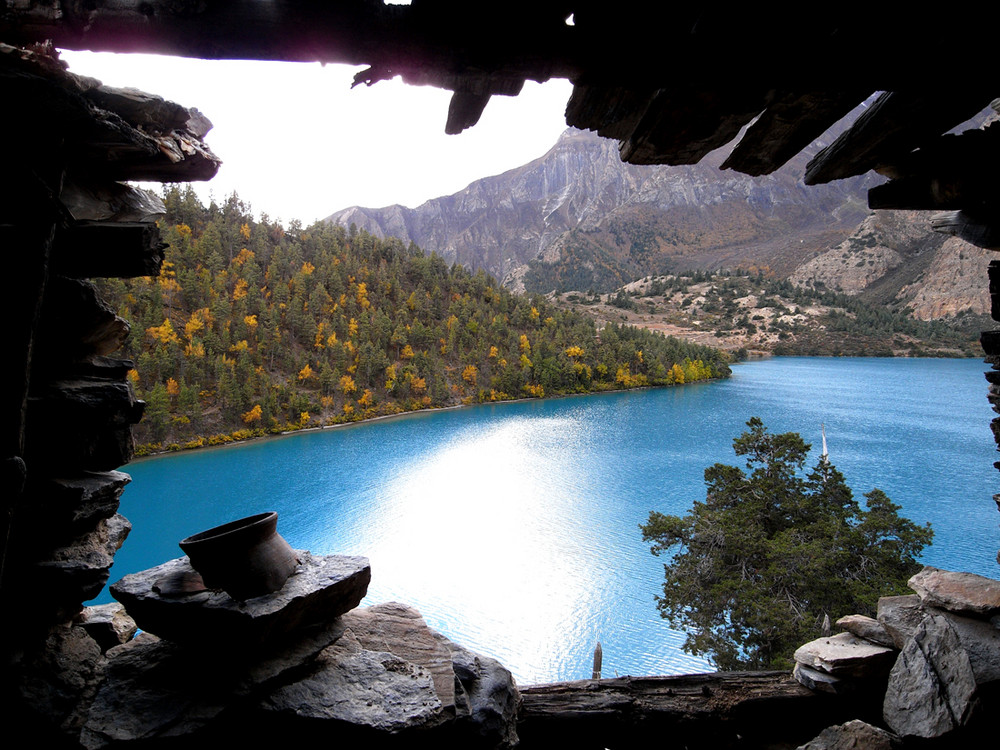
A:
[[326, 126, 877, 293], [790, 210, 990, 319]]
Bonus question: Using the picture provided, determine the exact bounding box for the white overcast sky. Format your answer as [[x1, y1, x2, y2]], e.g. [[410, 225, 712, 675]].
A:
[[60, 51, 574, 225]]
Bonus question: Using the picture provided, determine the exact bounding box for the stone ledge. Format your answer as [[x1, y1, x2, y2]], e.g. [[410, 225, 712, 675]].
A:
[[110, 551, 371, 647]]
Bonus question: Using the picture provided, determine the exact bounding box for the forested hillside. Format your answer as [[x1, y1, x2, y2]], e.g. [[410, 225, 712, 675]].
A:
[[98, 187, 731, 453]]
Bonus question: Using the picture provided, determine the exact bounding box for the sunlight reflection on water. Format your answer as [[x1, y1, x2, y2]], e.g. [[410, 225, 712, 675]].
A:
[[109, 358, 998, 684]]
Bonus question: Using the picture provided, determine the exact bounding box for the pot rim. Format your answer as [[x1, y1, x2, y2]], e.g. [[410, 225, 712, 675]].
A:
[[179, 511, 277, 549]]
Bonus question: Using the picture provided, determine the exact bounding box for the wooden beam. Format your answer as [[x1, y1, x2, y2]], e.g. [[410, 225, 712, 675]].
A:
[[619, 87, 768, 166], [517, 672, 884, 750], [931, 211, 1000, 250], [867, 122, 1000, 210], [446, 92, 492, 135], [721, 91, 870, 176], [804, 89, 996, 185], [4, 3, 997, 92], [566, 84, 657, 140]]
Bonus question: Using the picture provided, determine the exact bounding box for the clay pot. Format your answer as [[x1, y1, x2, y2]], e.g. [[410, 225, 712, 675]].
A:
[[179, 512, 298, 600]]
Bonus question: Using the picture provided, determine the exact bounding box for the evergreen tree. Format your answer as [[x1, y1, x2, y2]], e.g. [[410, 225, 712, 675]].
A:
[[640, 418, 932, 670]]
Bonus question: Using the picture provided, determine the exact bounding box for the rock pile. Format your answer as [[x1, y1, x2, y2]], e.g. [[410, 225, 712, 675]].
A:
[[793, 566, 1000, 747], [67, 551, 520, 749]]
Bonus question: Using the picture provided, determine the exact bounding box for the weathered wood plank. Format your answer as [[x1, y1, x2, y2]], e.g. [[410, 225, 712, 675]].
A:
[[721, 91, 870, 176], [805, 89, 995, 185], [445, 91, 492, 135], [619, 87, 768, 166], [867, 123, 1000, 210], [566, 84, 657, 141], [931, 211, 1000, 250]]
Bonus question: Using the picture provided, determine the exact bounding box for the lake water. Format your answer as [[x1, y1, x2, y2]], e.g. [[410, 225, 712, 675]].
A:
[[100, 357, 1000, 684]]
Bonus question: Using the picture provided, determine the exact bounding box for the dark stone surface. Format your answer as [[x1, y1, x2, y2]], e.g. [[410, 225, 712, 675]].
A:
[[23, 470, 131, 539], [796, 719, 901, 749], [883, 613, 978, 739], [877, 594, 924, 649], [28, 513, 131, 619], [77, 602, 138, 653], [13, 623, 105, 740], [25, 379, 143, 471], [110, 551, 371, 647], [81, 602, 519, 749]]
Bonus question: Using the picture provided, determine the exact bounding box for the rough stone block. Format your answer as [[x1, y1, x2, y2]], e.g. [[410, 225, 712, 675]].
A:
[[877, 594, 924, 649], [77, 602, 137, 653], [883, 613, 978, 739], [908, 567, 1000, 617]]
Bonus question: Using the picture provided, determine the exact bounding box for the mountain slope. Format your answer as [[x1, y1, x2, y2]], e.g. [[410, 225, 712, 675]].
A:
[[789, 209, 991, 320], [326, 125, 878, 293]]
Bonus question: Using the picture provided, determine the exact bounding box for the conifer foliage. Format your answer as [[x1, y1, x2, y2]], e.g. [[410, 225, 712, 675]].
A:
[[640, 418, 932, 670], [98, 187, 732, 453]]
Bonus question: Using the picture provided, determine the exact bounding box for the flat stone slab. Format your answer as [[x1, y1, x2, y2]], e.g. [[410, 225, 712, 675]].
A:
[[908, 567, 1000, 616], [110, 551, 370, 646], [793, 633, 896, 678]]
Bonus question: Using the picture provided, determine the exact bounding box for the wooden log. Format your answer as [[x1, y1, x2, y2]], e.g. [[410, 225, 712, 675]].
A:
[[721, 91, 870, 176], [517, 672, 885, 750], [805, 89, 996, 185]]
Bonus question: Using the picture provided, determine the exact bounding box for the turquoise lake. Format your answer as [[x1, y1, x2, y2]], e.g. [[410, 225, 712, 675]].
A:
[[101, 357, 1000, 684]]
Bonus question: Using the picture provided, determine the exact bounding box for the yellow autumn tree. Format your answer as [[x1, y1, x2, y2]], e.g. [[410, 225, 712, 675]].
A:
[[298, 364, 314, 381], [147, 319, 180, 345], [242, 404, 262, 424], [339, 375, 357, 395], [462, 364, 478, 386]]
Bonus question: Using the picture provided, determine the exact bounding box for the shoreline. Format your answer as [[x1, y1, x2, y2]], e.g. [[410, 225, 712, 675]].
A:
[[130, 377, 726, 462]]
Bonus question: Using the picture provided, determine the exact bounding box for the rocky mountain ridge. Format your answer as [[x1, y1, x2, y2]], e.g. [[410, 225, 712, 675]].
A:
[[790, 210, 990, 320], [327, 125, 878, 293], [327, 112, 995, 322]]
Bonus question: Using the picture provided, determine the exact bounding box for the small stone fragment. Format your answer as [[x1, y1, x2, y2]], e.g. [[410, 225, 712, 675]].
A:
[[792, 663, 850, 694], [797, 719, 901, 749], [835, 614, 895, 648], [76, 602, 137, 652], [908, 567, 1000, 616]]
